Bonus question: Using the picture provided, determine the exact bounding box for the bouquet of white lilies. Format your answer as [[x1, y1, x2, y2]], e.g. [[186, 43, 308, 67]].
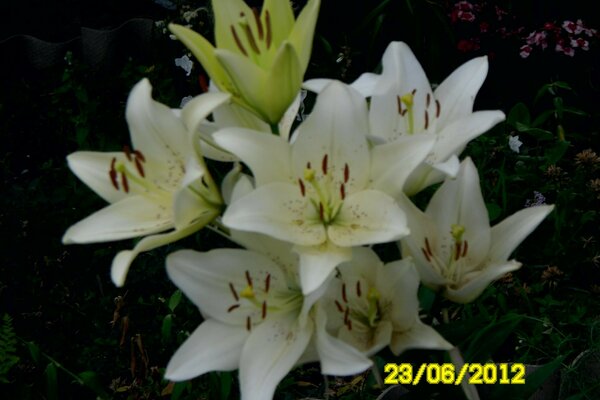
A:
[[62, 1, 553, 399]]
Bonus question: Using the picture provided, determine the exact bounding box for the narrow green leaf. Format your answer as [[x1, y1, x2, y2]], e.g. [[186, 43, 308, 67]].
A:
[[168, 290, 183, 312], [464, 314, 524, 363], [162, 314, 173, 343], [45, 363, 59, 400], [78, 371, 110, 399], [171, 381, 188, 400], [507, 103, 531, 127]]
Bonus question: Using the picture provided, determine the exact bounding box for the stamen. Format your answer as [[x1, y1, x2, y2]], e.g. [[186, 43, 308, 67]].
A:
[[264, 273, 271, 293], [243, 23, 260, 54], [425, 237, 433, 256], [133, 150, 145, 163], [245, 270, 253, 287], [356, 280, 362, 297], [396, 95, 403, 114], [334, 300, 344, 312], [462, 240, 469, 257], [344, 163, 349, 183], [426, 93, 431, 108], [424, 110, 429, 130], [134, 158, 145, 177], [262, 301, 267, 319], [342, 283, 348, 303], [199, 74, 209, 93], [201, 176, 209, 188], [455, 242, 461, 261], [252, 8, 264, 40], [343, 307, 350, 324], [246, 316, 251, 331], [123, 145, 132, 161], [229, 283, 239, 301], [109, 170, 119, 190], [298, 178, 305, 197], [340, 183, 346, 200], [421, 248, 432, 262], [411, 88, 417, 95], [401, 109, 408, 116], [347, 319, 352, 331], [265, 10, 272, 49], [319, 202, 324, 221], [306, 161, 311, 169], [230, 26, 248, 56], [322, 154, 328, 175], [121, 173, 129, 193], [227, 304, 240, 312], [435, 100, 441, 118]]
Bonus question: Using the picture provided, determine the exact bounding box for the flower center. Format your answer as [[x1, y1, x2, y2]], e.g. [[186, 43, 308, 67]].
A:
[[395, 89, 441, 135], [297, 154, 350, 226], [420, 224, 470, 285], [333, 279, 384, 332], [230, 9, 273, 63]]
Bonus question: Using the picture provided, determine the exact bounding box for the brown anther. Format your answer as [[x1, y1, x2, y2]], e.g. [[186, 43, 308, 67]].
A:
[[343, 307, 350, 324], [319, 202, 324, 221], [421, 248, 432, 262], [123, 145, 132, 161], [424, 110, 429, 130], [109, 170, 119, 190], [424, 237, 433, 256], [265, 274, 271, 293], [199, 74, 209, 93], [322, 154, 328, 175], [306, 161, 311, 169], [133, 150, 145, 162], [401, 109, 408, 116], [344, 163, 349, 183], [411, 88, 417, 95], [455, 242, 461, 261], [227, 304, 240, 313], [396, 95, 403, 114], [246, 316, 251, 331], [265, 10, 272, 49], [340, 183, 346, 200], [121, 173, 129, 193], [201, 176, 209, 188], [231, 26, 248, 56], [261, 301, 267, 319], [356, 280, 362, 297], [462, 240, 469, 257], [334, 300, 344, 312], [243, 23, 260, 54], [245, 270, 253, 287], [134, 157, 145, 177], [229, 282, 239, 301], [342, 283, 348, 303], [298, 178, 306, 197], [426, 93, 431, 108], [435, 100, 441, 118], [252, 8, 264, 40], [347, 319, 352, 331]]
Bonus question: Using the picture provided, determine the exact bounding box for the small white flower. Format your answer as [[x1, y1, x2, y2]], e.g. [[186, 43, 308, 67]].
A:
[[175, 55, 194, 76], [179, 95, 194, 108], [508, 135, 523, 153]]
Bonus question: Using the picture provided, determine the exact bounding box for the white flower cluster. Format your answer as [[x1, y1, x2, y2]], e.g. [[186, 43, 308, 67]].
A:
[[62, 1, 554, 399]]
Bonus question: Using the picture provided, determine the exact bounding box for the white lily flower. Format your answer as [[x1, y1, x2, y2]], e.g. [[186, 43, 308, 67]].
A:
[[398, 158, 554, 303], [305, 42, 505, 195], [169, 0, 320, 125], [165, 233, 372, 400], [324, 248, 452, 356], [62, 79, 230, 286], [214, 81, 435, 294]]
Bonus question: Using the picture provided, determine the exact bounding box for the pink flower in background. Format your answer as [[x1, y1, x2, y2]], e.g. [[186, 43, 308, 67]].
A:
[[526, 31, 548, 49], [571, 38, 590, 50], [562, 20, 584, 35], [555, 42, 575, 57], [519, 45, 532, 58]]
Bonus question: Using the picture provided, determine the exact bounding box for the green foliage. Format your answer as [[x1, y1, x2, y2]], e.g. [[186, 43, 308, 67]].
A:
[[0, 314, 19, 383]]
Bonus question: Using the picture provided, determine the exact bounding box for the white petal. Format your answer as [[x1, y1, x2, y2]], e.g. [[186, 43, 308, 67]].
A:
[[431, 154, 461, 177], [291, 81, 370, 192], [314, 306, 373, 375], [62, 196, 172, 244], [110, 220, 205, 286], [328, 190, 409, 247], [390, 319, 453, 355], [489, 205, 554, 262], [378, 259, 420, 329], [426, 158, 490, 266], [223, 182, 326, 246], [302, 78, 334, 93], [126, 79, 189, 163], [445, 260, 522, 303], [66, 151, 129, 203], [166, 249, 286, 324], [350, 72, 381, 97], [434, 56, 488, 126], [165, 319, 247, 381], [239, 313, 313, 400], [294, 242, 352, 294], [369, 135, 435, 198], [214, 128, 293, 186], [181, 91, 232, 135]]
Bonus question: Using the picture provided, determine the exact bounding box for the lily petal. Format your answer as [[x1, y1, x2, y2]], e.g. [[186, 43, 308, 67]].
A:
[[294, 242, 352, 294], [263, 42, 302, 124], [165, 319, 248, 381], [391, 319, 453, 355], [445, 260, 522, 303], [328, 190, 409, 247], [489, 205, 554, 262], [287, 0, 320, 73], [239, 313, 313, 400], [181, 91, 232, 140]]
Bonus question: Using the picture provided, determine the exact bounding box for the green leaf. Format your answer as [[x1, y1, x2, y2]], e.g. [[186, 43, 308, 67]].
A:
[[219, 371, 233, 400], [531, 110, 554, 128], [168, 290, 183, 312], [162, 314, 173, 343], [507, 103, 531, 127], [544, 140, 570, 165], [171, 381, 188, 400], [464, 314, 524, 363], [521, 127, 553, 141], [418, 285, 436, 313], [78, 371, 110, 399], [45, 363, 59, 400], [27, 341, 41, 365], [486, 202, 502, 222]]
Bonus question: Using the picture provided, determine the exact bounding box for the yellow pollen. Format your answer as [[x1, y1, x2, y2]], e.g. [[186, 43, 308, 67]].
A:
[[400, 93, 414, 107], [450, 224, 465, 242], [239, 285, 255, 299]]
